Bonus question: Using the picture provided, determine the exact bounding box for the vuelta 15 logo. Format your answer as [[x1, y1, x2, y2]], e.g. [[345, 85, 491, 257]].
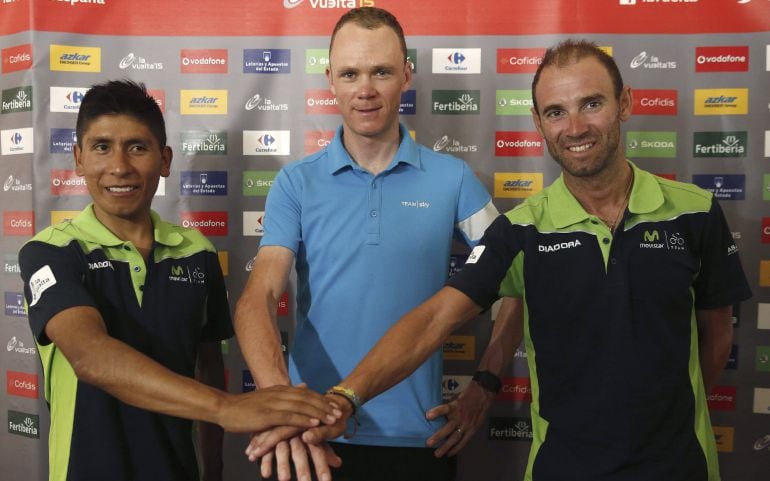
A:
[[283, 0, 375, 9]]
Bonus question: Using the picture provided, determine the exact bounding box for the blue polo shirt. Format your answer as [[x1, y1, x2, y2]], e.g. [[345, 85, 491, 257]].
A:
[[448, 163, 751, 480], [261, 124, 497, 447]]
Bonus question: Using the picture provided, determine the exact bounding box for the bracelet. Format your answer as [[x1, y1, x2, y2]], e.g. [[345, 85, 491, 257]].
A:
[[472, 370, 502, 393], [326, 385, 362, 438]]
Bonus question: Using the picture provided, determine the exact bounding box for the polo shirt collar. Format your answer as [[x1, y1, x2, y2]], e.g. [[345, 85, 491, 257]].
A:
[[71, 204, 184, 247], [548, 160, 664, 229], [327, 123, 421, 174]]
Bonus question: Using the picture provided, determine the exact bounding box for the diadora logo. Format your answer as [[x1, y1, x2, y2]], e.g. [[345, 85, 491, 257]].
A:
[[441, 375, 472, 402], [433, 135, 478, 154], [180, 131, 228, 155], [399, 90, 416, 115], [495, 132, 544, 157], [304, 130, 334, 154], [243, 171, 277, 196], [692, 174, 745, 200], [1, 127, 33, 155], [2, 44, 33, 73], [4, 291, 27, 317], [626, 131, 676, 158], [180, 90, 228, 115], [6, 371, 38, 399], [432, 90, 480, 114], [708, 385, 737, 411], [243, 211, 266, 237], [488, 417, 533, 441], [695, 46, 749, 72], [282, 0, 375, 10], [632, 89, 677, 115], [87, 260, 113, 270], [245, 93, 289, 112], [7, 410, 39, 439], [305, 48, 329, 74], [694, 88, 748, 115], [168, 264, 206, 285], [50, 44, 101, 72], [693, 131, 747, 158], [180, 49, 228, 73], [497, 377, 532, 402], [50, 86, 89, 113], [305, 89, 339, 114], [432, 48, 481, 74], [496, 90, 534, 116], [50, 128, 77, 154], [243, 49, 291, 74], [497, 48, 545, 74], [443, 335, 475, 361], [3, 211, 34, 236], [639, 229, 686, 251], [243, 130, 290, 156], [179, 211, 228, 236], [50, 169, 87, 196], [119, 52, 163, 71], [629, 51, 677, 70], [538, 239, 583, 253], [1, 86, 32, 114], [180, 171, 228, 196], [494, 173, 543, 199]]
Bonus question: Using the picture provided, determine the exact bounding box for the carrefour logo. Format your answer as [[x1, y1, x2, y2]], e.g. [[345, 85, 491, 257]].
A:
[[432, 48, 481, 74], [1, 128, 33, 155], [694, 89, 748, 115], [243, 130, 290, 156], [50, 86, 89, 112]]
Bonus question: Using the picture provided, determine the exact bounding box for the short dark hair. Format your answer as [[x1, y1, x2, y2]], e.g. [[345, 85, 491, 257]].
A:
[[329, 7, 407, 63], [531, 39, 624, 114], [76, 79, 166, 149]]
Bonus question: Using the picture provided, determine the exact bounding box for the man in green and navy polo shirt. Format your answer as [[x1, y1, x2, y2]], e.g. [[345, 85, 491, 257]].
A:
[[19, 80, 340, 481], [304, 40, 751, 481]]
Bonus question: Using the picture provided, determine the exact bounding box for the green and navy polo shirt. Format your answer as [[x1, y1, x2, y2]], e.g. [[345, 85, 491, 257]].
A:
[[448, 162, 751, 481], [19, 205, 232, 481]]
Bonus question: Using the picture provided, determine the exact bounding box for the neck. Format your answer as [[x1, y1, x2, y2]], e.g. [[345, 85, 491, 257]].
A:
[[341, 124, 402, 175], [93, 207, 155, 258], [565, 161, 633, 224]]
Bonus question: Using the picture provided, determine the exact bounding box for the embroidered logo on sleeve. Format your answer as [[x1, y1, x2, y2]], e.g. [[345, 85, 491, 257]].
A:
[[466, 245, 486, 264], [29, 265, 57, 307]]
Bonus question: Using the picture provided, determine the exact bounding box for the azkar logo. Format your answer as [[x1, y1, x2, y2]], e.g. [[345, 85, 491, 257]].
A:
[[694, 89, 748, 115], [713, 426, 735, 453], [168, 264, 206, 285], [283, 0, 375, 9], [443, 335, 475, 361], [180, 90, 228, 115], [49, 44, 101, 72], [639, 230, 686, 251], [494, 173, 543, 199]]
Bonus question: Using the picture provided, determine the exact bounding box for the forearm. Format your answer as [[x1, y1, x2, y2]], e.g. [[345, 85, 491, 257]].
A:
[[696, 306, 734, 393], [196, 342, 225, 480], [343, 287, 481, 403], [477, 297, 523, 377]]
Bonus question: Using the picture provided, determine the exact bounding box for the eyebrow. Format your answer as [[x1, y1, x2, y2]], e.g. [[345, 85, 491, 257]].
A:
[[86, 136, 150, 146], [541, 93, 607, 114]]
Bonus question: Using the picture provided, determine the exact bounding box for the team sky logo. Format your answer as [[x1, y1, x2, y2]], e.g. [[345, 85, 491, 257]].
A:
[[638, 229, 686, 251], [168, 264, 206, 285], [629, 51, 677, 70]]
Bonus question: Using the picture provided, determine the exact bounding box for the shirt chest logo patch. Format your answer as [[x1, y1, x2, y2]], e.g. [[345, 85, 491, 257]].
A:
[[400, 200, 431, 209], [168, 264, 206, 285], [639, 229, 686, 251], [538, 239, 582, 253]]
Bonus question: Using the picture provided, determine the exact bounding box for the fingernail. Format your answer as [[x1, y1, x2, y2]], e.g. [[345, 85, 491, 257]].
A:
[[333, 408, 342, 417], [322, 474, 331, 481], [326, 414, 337, 423]]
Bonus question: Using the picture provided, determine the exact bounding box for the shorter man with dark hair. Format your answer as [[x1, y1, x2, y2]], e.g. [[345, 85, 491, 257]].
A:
[[19, 80, 340, 481]]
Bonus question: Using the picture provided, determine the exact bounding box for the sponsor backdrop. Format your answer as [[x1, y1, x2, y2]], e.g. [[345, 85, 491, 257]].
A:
[[2, 0, 770, 480]]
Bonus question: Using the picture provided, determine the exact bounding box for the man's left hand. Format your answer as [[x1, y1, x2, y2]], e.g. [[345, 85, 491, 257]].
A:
[[425, 381, 495, 457]]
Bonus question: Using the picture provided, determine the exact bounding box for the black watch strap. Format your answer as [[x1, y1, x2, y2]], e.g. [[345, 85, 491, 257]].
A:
[[472, 370, 502, 393]]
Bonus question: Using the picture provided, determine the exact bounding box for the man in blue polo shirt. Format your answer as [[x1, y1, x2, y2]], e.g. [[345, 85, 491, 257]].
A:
[[234, 7, 502, 481], [19, 80, 341, 481], [302, 40, 752, 481]]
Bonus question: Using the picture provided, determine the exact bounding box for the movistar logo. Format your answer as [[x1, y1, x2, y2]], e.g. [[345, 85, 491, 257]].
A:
[[643, 230, 659, 242], [171, 265, 184, 276]]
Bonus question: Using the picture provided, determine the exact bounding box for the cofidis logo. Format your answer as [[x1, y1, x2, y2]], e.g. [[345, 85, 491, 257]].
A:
[[497, 377, 532, 402], [180, 90, 227, 115], [632, 89, 677, 115], [50, 44, 100, 72], [494, 173, 543, 199], [694, 88, 748, 115], [495, 132, 544, 157], [497, 48, 544, 74], [695, 46, 749, 72], [304, 130, 334, 154], [6, 371, 38, 399], [2, 44, 32, 73], [3, 211, 33, 236], [179, 212, 228, 236], [180, 49, 228, 74]]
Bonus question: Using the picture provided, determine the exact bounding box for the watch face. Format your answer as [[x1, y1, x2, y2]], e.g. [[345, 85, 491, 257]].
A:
[[473, 370, 502, 393]]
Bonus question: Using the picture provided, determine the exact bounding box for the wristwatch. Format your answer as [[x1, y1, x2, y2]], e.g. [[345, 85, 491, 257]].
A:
[[472, 370, 502, 393]]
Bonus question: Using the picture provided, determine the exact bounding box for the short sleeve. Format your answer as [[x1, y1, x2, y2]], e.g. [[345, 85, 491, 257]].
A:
[[455, 161, 496, 245], [200, 251, 233, 342], [260, 167, 302, 253]]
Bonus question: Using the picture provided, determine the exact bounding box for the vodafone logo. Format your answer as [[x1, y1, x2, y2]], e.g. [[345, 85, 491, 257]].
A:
[[495, 132, 544, 157], [50, 169, 88, 195], [632, 89, 677, 115], [497, 48, 545, 73], [6, 371, 38, 399], [695, 46, 749, 72], [179, 211, 228, 236], [708, 385, 737, 411], [180, 49, 228, 74], [305, 90, 339, 114], [762, 217, 770, 243]]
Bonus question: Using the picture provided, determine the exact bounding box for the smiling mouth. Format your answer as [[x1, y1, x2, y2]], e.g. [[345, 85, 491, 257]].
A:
[[568, 142, 594, 153], [106, 186, 138, 193]]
